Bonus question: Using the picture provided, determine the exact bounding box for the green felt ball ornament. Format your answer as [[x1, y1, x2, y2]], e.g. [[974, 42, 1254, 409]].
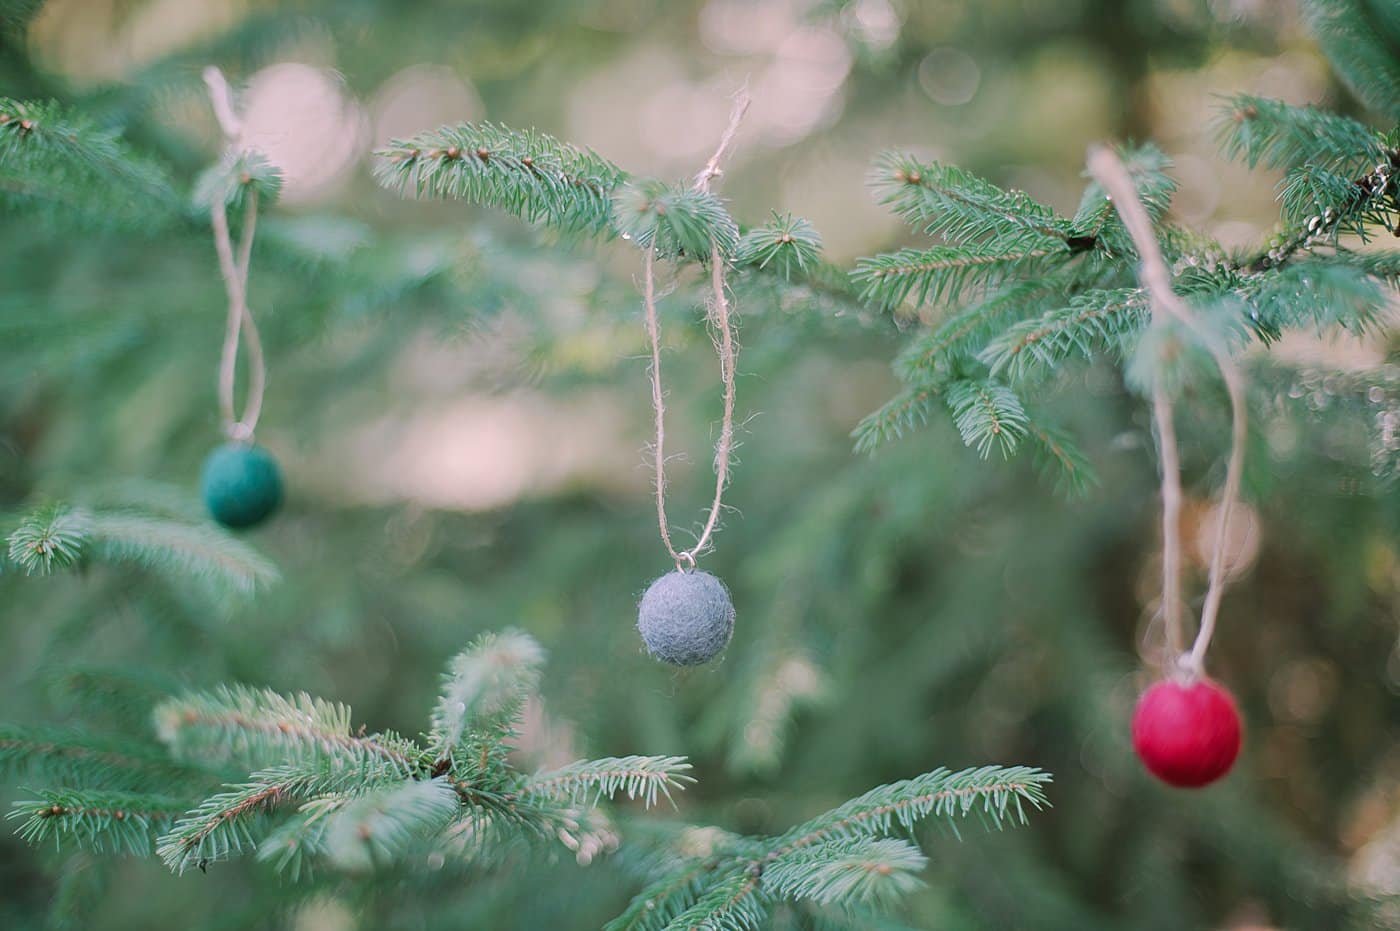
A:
[[201, 442, 283, 529], [199, 74, 284, 532]]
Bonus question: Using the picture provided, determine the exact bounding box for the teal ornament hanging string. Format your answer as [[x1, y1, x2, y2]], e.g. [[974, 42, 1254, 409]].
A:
[[1087, 146, 1248, 787], [636, 89, 749, 667], [199, 67, 283, 529]]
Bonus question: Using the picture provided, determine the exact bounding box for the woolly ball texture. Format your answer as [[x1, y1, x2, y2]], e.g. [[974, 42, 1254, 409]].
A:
[[1132, 677, 1242, 788], [637, 570, 735, 666], [201, 442, 283, 529]]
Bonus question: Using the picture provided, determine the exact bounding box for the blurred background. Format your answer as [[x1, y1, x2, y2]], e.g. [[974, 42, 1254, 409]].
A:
[[2, 0, 1399, 928]]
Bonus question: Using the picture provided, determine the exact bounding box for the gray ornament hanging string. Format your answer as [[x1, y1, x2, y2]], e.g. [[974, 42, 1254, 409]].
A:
[[203, 66, 267, 443], [641, 89, 750, 572], [1087, 146, 1249, 680]]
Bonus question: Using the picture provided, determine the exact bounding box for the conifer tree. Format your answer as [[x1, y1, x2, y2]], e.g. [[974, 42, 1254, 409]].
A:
[[2, 0, 1398, 929]]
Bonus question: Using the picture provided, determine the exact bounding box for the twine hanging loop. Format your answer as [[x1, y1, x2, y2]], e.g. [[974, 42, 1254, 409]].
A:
[[203, 66, 267, 443], [643, 89, 750, 569], [1086, 146, 1249, 681]]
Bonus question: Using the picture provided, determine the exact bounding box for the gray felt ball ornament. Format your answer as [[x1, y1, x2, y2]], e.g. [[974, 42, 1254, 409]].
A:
[[637, 570, 735, 666]]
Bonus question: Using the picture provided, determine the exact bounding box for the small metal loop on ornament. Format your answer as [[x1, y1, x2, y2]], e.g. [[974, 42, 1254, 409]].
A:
[[674, 551, 697, 573], [225, 421, 254, 444]]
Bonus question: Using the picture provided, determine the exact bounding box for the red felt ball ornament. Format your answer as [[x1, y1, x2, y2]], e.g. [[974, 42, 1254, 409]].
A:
[[1131, 677, 1242, 788]]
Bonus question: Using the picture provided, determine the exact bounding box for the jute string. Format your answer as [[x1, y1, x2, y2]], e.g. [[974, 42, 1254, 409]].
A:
[[204, 66, 267, 442], [1086, 146, 1248, 679], [642, 89, 750, 571]]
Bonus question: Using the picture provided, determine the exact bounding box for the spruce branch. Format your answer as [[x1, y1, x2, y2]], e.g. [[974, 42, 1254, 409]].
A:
[[733, 252, 870, 312], [429, 629, 545, 761], [5, 613, 1047, 926], [1026, 422, 1100, 498], [661, 870, 768, 931], [320, 777, 460, 872], [374, 116, 847, 316], [979, 288, 1148, 380], [5, 503, 277, 593], [725, 651, 828, 777], [1242, 257, 1389, 338], [1123, 309, 1231, 400], [604, 859, 718, 931], [157, 764, 335, 874], [1215, 95, 1388, 173], [610, 765, 1051, 930], [0, 724, 211, 791], [1336, 246, 1400, 283], [154, 685, 418, 774], [852, 146, 1171, 472], [45, 665, 184, 731], [1277, 162, 1397, 237], [945, 378, 1031, 458], [523, 756, 695, 809], [1071, 143, 1178, 255], [868, 152, 1073, 248], [614, 178, 740, 260], [795, 904, 925, 930], [767, 765, 1051, 854], [254, 795, 343, 880], [85, 511, 278, 593], [761, 837, 927, 908], [445, 782, 605, 848], [76, 632, 702, 877], [856, 92, 1396, 485], [157, 756, 422, 875], [6, 505, 89, 574], [851, 384, 941, 454], [893, 278, 1064, 380], [254, 782, 604, 879], [9, 789, 188, 856], [853, 243, 1070, 312], [375, 122, 626, 235], [1251, 149, 1399, 273], [192, 149, 282, 212], [1304, 0, 1400, 122], [735, 212, 822, 278], [0, 97, 176, 229]]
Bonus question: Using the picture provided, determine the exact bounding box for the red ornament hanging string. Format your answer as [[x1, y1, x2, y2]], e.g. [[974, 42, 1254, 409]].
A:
[[1086, 146, 1249, 787]]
